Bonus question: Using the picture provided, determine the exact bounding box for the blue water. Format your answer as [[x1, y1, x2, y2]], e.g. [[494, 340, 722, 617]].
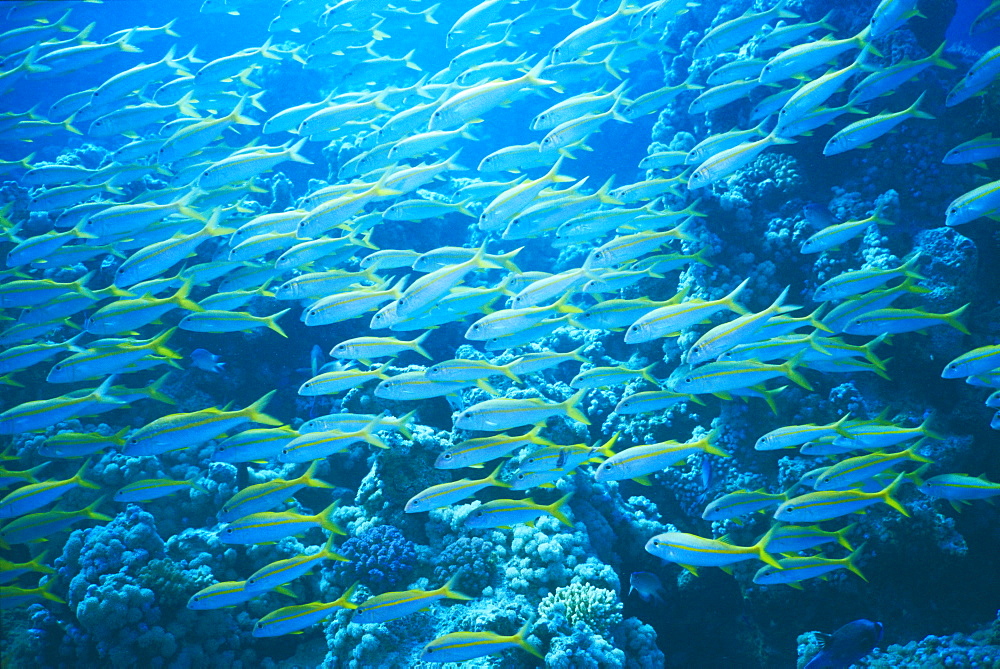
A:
[[1, 0, 999, 667]]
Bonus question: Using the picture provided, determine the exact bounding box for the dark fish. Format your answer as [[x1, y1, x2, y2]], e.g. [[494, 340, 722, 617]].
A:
[[803, 203, 837, 229], [804, 619, 883, 669]]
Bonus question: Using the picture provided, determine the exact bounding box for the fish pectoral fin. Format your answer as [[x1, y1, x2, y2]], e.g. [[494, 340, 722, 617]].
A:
[[679, 564, 699, 576]]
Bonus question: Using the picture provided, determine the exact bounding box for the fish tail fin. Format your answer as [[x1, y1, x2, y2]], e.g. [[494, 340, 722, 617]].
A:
[[723, 278, 750, 315], [845, 542, 868, 581], [30, 550, 56, 575], [494, 246, 523, 272], [147, 372, 175, 405], [245, 390, 283, 426], [146, 327, 181, 359], [411, 331, 432, 360], [336, 581, 359, 608], [903, 438, 933, 464], [394, 409, 418, 440], [753, 526, 782, 569], [73, 458, 101, 490], [527, 424, 555, 447], [84, 495, 113, 522], [176, 91, 200, 118], [514, 619, 544, 660], [905, 463, 931, 488], [286, 137, 312, 164], [170, 279, 203, 312], [117, 27, 143, 53], [486, 461, 510, 489], [781, 350, 813, 391], [317, 501, 346, 536], [421, 3, 440, 24], [943, 303, 970, 335], [36, 579, 66, 605], [228, 96, 260, 126], [831, 413, 853, 438], [441, 573, 473, 601], [928, 41, 955, 69], [596, 432, 620, 459], [552, 291, 582, 315], [836, 522, 857, 551], [499, 360, 521, 382], [303, 460, 335, 489], [361, 420, 388, 449], [900, 253, 926, 282], [907, 91, 935, 120], [547, 492, 575, 527], [571, 344, 589, 364], [266, 308, 291, 337], [916, 415, 944, 442], [879, 472, 910, 517], [594, 175, 623, 205], [562, 389, 590, 425], [523, 59, 557, 89]]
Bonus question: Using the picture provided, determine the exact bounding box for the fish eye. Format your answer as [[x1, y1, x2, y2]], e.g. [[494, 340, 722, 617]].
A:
[[443, 453, 452, 460], [685, 377, 692, 383], [225, 528, 233, 533]]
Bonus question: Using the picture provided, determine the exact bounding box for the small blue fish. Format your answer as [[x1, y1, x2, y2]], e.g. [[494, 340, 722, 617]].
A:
[[629, 572, 665, 604], [190, 348, 225, 373]]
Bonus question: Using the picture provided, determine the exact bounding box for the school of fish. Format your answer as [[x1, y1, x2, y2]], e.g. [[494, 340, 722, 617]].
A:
[[1, 0, 998, 662]]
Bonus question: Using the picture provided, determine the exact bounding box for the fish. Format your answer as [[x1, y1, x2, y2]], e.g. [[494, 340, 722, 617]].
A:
[[804, 619, 883, 669], [702, 488, 790, 521], [945, 178, 1000, 226], [406, 462, 510, 512], [298, 363, 392, 396], [252, 583, 358, 637], [943, 133, 1000, 169], [693, 0, 797, 59], [189, 348, 226, 373], [595, 429, 728, 484], [918, 473, 1000, 510], [823, 93, 934, 156], [774, 472, 910, 522], [114, 476, 206, 503], [624, 278, 750, 344], [420, 620, 543, 663], [0, 460, 100, 520], [686, 286, 793, 365], [435, 425, 554, 470], [220, 501, 344, 545], [801, 209, 894, 254], [211, 426, 299, 463], [278, 421, 388, 463], [764, 523, 856, 554], [0, 376, 123, 436], [218, 460, 334, 521], [753, 544, 867, 588], [814, 445, 931, 491], [628, 571, 665, 604], [941, 345, 1000, 379], [0, 496, 111, 545], [465, 492, 573, 529], [813, 255, 924, 302], [454, 389, 589, 431], [123, 390, 282, 456], [645, 526, 781, 574], [244, 534, 348, 594], [354, 574, 472, 625]]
